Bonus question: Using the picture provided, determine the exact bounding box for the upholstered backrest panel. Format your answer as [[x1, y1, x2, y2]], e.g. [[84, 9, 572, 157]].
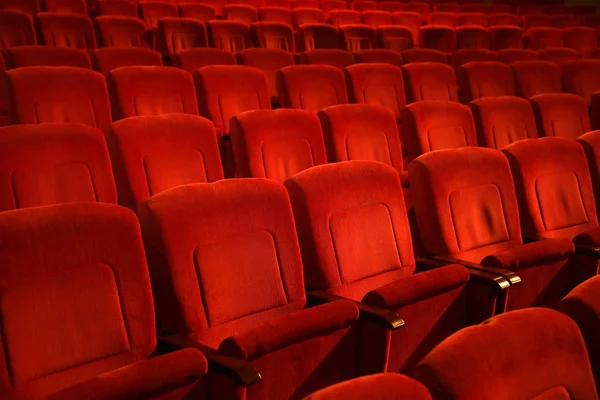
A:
[[402, 62, 459, 102], [530, 93, 591, 140]]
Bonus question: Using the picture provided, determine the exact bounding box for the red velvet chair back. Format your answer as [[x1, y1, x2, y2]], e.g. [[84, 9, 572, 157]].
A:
[[377, 26, 414, 52], [45, 0, 87, 14], [5, 46, 91, 69], [207, 20, 250, 52], [455, 26, 489, 49], [94, 16, 147, 48], [251, 21, 294, 51], [292, 8, 325, 28], [0, 10, 36, 48], [37, 12, 96, 49], [529, 93, 591, 139], [429, 12, 458, 28], [488, 12, 519, 27], [578, 131, 600, 213], [339, 24, 377, 51], [180, 3, 218, 22], [174, 48, 237, 72], [156, 17, 208, 57], [139, 1, 178, 30], [353, 49, 403, 67], [564, 27, 599, 53], [258, 7, 293, 24], [420, 26, 457, 53], [0, 0, 40, 16], [296, 23, 338, 51], [362, 11, 392, 27], [328, 9, 361, 26], [512, 60, 562, 98], [526, 27, 564, 50], [496, 48, 537, 63], [237, 48, 295, 101], [302, 49, 354, 68], [562, 59, 600, 105], [402, 62, 458, 102], [99, 0, 139, 17], [489, 26, 523, 50], [391, 12, 421, 45], [459, 61, 515, 102], [92, 47, 163, 74], [449, 48, 496, 71], [459, 12, 488, 27], [401, 48, 447, 64], [537, 47, 581, 67], [224, 4, 258, 24]]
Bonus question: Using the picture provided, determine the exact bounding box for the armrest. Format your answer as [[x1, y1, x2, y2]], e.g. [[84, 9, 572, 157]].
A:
[[574, 244, 600, 259], [46, 349, 207, 400], [416, 257, 511, 291], [482, 238, 575, 271], [425, 255, 522, 286], [573, 228, 600, 259], [219, 300, 359, 360], [159, 335, 262, 387], [307, 290, 405, 330]]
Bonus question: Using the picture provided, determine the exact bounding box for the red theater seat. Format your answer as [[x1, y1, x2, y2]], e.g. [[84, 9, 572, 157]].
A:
[[198, 0, 227, 16], [296, 23, 338, 51], [537, 47, 581, 66], [139, 2, 178, 30], [174, 48, 237, 71], [362, 11, 392, 27], [459, 12, 488, 27], [258, 6, 292, 24], [530, 93, 591, 139], [339, 24, 377, 51], [402, 62, 458, 102], [450, 48, 496, 71], [156, 18, 208, 59], [353, 49, 403, 66], [302, 49, 354, 68], [401, 48, 448, 64], [238, 48, 294, 103], [0, 202, 209, 398], [94, 16, 148, 48], [405, 1, 430, 22], [0, 0, 40, 15], [304, 374, 433, 400], [435, 3, 460, 13], [415, 308, 598, 400], [488, 3, 513, 14], [577, 129, 600, 208], [6, 66, 112, 130], [456, 25, 490, 49], [553, 14, 583, 29], [429, 12, 459, 28], [497, 48, 537, 63], [490, 26, 524, 50], [180, 3, 217, 22], [512, 60, 562, 98], [459, 61, 515, 102], [98, 0, 139, 17], [138, 179, 361, 399], [106, 114, 223, 209], [320, 0, 345, 14], [470, 95, 538, 149], [402, 101, 477, 161], [265, 0, 291, 8], [519, 4, 544, 16], [207, 20, 250, 52], [585, 48, 600, 60], [0, 10, 36, 48], [420, 26, 457, 52], [377, 26, 414, 51], [488, 12, 519, 27], [562, 59, 600, 105], [252, 22, 294, 50], [0, 123, 116, 210], [564, 27, 599, 53], [45, 0, 87, 14], [523, 14, 554, 31], [0, 53, 6, 126], [391, 12, 421, 46], [107, 66, 199, 121], [328, 9, 362, 26], [292, 8, 325, 28], [460, 3, 486, 14], [38, 12, 96, 49], [526, 27, 564, 50], [4, 46, 91, 69], [294, 0, 319, 9], [93, 47, 162, 74], [224, 4, 258, 24]]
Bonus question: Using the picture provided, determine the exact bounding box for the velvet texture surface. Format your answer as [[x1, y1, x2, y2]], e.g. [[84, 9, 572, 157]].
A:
[[449, 49, 497, 73], [301, 50, 354, 69], [296, 24, 338, 52], [138, 180, 361, 399], [175, 48, 237, 72], [402, 49, 447, 64], [37, 12, 97, 49], [578, 130, 600, 212], [0, 11, 36, 48], [530, 93, 591, 139], [377, 26, 415, 52], [92, 48, 163, 75], [207, 20, 251, 52], [402, 62, 459, 103], [5, 46, 92, 69], [251, 22, 294, 52], [420, 26, 457, 53], [526, 27, 564, 50], [353, 50, 403, 67], [456, 26, 490, 50], [156, 18, 208, 58], [415, 308, 598, 400], [562, 60, 600, 105], [489, 26, 524, 50], [512, 60, 562, 98], [496, 48, 537, 63], [0, 123, 117, 210], [459, 61, 515, 103], [237, 48, 295, 102], [564, 27, 598, 53], [339, 25, 377, 52], [139, 2, 178, 30], [94, 16, 148, 48]]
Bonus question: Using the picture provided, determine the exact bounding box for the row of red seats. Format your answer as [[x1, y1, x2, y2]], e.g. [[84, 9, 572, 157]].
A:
[[4, 117, 600, 397]]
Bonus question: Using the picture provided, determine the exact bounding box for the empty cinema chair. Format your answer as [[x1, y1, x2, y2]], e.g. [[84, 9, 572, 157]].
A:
[[106, 114, 223, 210], [139, 1, 178, 31], [562, 59, 600, 105], [339, 24, 377, 51], [258, 7, 293, 24], [470, 96, 538, 149], [455, 26, 490, 50], [45, 0, 87, 13], [0, 10, 36, 48], [526, 27, 564, 50], [5, 66, 112, 131], [0, 202, 209, 399], [420, 26, 457, 53], [409, 147, 578, 310], [328, 9, 361, 26], [223, 4, 258, 24], [251, 21, 294, 51], [459, 61, 516, 102], [180, 3, 218, 22], [98, 0, 139, 17], [301, 49, 354, 68], [362, 11, 393, 27], [428, 11, 458, 28], [174, 48, 237, 72], [320, 0, 345, 14], [4, 46, 91, 68], [0, 0, 40, 16], [304, 374, 433, 400], [0, 54, 6, 126], [554, 14, 582, 29], [459, 12, 488, 27], [285, 161, 507, 375], [402, 62, 458, 102], [207, 20, 250, 52], [237, 48, 295, 104], [449, 49, 497, 72], [277, 65, 348, 112], [488, 12, 520, 27], [138, 179, 361, 399], [564, 27, 599, 53], [402, 101, 477, 162], [537, 48, 581, 67], [353, 49, 403, 67], [405, 1, 429, 22], [92, 47, 163, 74], [496, 48, 538, 64], [296, 23, 339, 51], [107, 66, 199, 121], [401, 49, 448, 64], [530, 93, 591, 139], [0, 123, 116, 210], [391, 12, 421, 46], [489, 26, 524, 50], [523, 14, 554, 31], [578, 130, 600, 206], [415, 308, 598, 400], [155, 18, 209, 60], [37, 12, 97, 49], [94, 16, 148, 48], [512, 60, 563, 98], [230, 109, 327, 182], [292, 8, 325, 28], [376, 26, 414, 52]]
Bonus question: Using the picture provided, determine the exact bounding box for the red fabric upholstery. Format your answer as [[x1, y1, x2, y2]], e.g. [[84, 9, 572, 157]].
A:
[[139, 2, 178, 30], [401, 49, 448, 64], [363, 11, 392, 27], [156, 18, 208, 58], [351, 1, 376, 12], [224, 4, 258, 24], [207, 20, 250, 52], [93, 47, 162, 74], [353, 49, 403, 67], [0, 0, 39, 15], [392, 12, 422, 46], [470, 96, 538, 149], [230, 109, 327, 182], [526, 27, 564, 50], [482, 238, 575, 270], [459, 13, 489, 27], [376, 26, 414, 52], [564, 27, 599, 53], [6, 66, 112, 130], [4, 46, 91, 69], [295, 0, 319, 9], [562, 59, 600, 105], [303, 373, 433, 400], [459, 61, 515, 102], [379, 2, 404, 13], [98, 0, 139, 17], [406, 1, 429, 22], [320, 0, 345, 14], [138, 179, 360, 399], [38, 12, 96, 49], [0, 123, 116, 210], [250, 21, 294, 51], [429, 12, 458, 28], [277, 65, 348, 112], [496, 48, 537, 63], [293, 10, 325, 29], [175, 48, 236, 71], [435, 4, 460, 13], [0, 53, 6, 122], [402, 101, 477, 162], [108, 66, 198, 121], [302, 49, 354, 69], [502, 137, 598, 241], [537, 47, 581, 66], [180, 3, 218, 22], [512, 60, 562, 98], [0, 10, 36, 48], [529, 93, 591, 139], [339, 24, 377, 51], [578, 131, 600, 211], [45, 0, 87, 14], [489, 26, 524, 50], [46, 349, 208, 400], [328, 9, 361, 26], [402, 62, 458, 102], [194, 65, 271, 136], [238, 48, 294, 101], [460, 3, 485, 14], [554, 14, 583, 29], [523, 14, 554, 31], [455, 26, 489, 50], [94, 16, 148, 48], [415, 308, 598, 400], [296, 23, 338, 51], [449, 48, 497, 71], [106, 114, 223, 209], [318, 104, 405, 175], [420, 26, 457, 52], [488, 13, 520, 27], [258, 7, 292, 24], [344, 63, 406, 120], [0, 202, 206, 397]]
